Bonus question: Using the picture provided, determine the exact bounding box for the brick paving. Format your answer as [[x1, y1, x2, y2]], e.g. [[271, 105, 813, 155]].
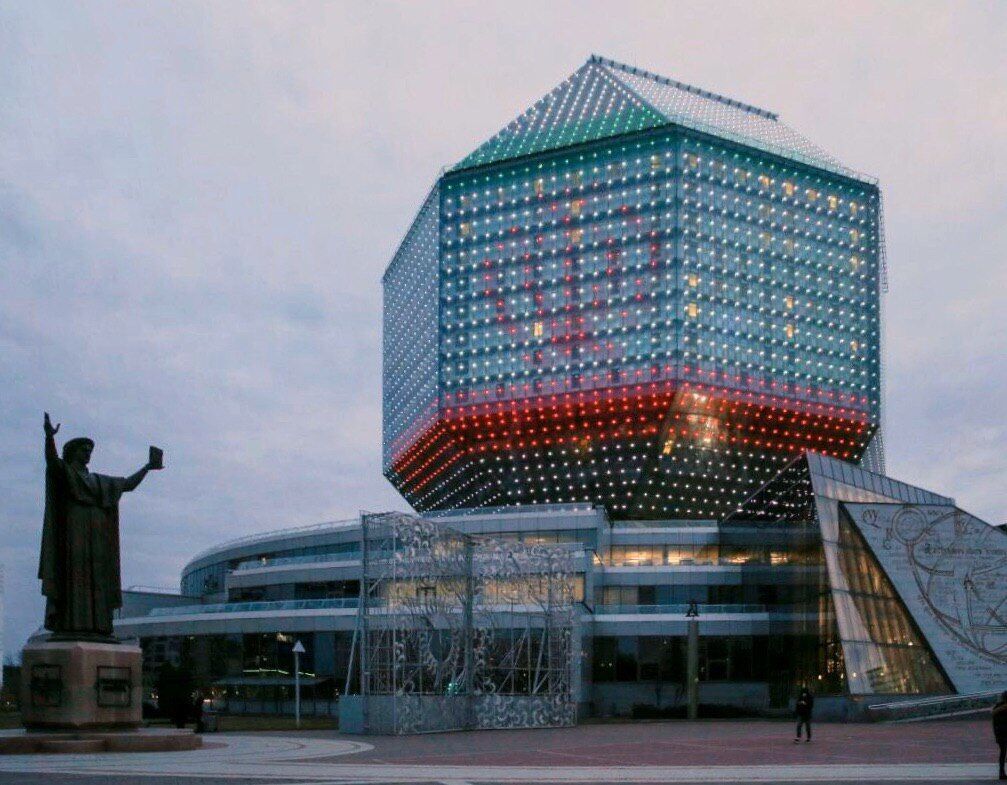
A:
[[316, 718, 991, 767]]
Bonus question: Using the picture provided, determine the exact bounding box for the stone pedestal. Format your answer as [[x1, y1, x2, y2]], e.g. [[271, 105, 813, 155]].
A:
[[20, 636, 142, 730]]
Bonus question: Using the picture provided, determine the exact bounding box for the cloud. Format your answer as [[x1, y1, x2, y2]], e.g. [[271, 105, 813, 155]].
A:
[[0, 0, 1004, 652]]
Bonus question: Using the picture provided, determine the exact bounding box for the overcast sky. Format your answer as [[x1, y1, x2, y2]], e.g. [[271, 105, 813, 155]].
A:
[[1, 1, 1004, 654]]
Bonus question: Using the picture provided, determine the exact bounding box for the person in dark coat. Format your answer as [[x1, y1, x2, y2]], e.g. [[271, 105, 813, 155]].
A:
[[794, 687, 814, 742], [993, 691, 1007, 780]]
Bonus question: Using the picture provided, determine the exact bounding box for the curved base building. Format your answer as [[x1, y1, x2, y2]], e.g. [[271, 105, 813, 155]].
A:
[[116, 453, 1006, 725]]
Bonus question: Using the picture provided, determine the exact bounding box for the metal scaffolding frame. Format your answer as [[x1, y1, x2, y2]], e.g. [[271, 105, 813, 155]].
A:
[[351, 512, 577, 734]]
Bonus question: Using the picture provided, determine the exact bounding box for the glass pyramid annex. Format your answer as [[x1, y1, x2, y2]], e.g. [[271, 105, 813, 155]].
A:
[[383, 55, 883, 519], [727, 452, 1006, 695]]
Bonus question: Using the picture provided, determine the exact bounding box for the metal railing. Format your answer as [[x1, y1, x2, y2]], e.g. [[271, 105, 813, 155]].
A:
[[234, 552, 361, 571], [867, 691, 1002, 723], [186, 518, 360, 565], [148, 597, 359, 617], [594, 603, 768, 615]]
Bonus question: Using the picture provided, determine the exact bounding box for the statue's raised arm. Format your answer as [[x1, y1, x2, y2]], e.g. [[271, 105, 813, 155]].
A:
[[43, 411, 60, 467]]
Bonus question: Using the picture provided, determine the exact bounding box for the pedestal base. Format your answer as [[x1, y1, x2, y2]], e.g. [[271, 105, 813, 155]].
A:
[[0, 728, 202, 754], [20, 636, 142, 731]]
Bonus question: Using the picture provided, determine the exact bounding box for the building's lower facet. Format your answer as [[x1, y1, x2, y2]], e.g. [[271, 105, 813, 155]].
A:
[[115, 453, 1006, 726]]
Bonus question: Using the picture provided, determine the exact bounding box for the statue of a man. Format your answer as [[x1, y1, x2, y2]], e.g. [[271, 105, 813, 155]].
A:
[[39, 412, 162, 639]]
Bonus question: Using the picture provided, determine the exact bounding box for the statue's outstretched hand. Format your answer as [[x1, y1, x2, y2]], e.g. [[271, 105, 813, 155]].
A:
[[44, 412, 60, 437]]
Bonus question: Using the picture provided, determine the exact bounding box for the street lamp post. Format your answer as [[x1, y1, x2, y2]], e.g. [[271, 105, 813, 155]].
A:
[[292, 639, 305, 728], [685, 601, 700, 721]]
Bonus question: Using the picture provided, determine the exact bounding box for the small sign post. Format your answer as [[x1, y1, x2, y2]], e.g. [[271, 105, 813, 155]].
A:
[[292, 639, 306, 728]]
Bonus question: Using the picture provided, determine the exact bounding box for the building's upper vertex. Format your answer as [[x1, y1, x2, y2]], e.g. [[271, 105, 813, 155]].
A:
[[454, 55, 873, 184]]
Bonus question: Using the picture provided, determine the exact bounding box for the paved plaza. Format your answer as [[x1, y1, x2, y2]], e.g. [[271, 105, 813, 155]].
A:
[[0, 719, 998, 784]]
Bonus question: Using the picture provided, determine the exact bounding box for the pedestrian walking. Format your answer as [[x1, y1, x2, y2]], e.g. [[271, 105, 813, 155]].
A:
[[794, 687, 814, 743], [993, 691, 1007, 780]]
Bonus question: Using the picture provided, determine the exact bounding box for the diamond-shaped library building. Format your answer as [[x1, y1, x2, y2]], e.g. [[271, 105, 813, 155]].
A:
[[114, 58, 1004, 725], [384, 55, 883, 519]]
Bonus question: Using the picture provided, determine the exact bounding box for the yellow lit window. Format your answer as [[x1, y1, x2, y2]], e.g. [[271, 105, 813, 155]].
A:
[[758, 174, 771, 188], [687, 302, 698, 318], [850, 228, 861, 244], [827, 195, 838, 210], [460, 222, 471, 237], [783, 181, 795, 197], [687, 274, 699, 287], [806, 188, 819, 202], [571, 228, 584, 244], [735, 168, 750, 182], [533, 177, 544, 195], [651, 154, 662, 171], [850, 340, 859, 353], [571, 198, 584, 217], [849, 201, 859, 217], [685, 153, 699, 169], [759, 231, 771, 247], [785, 322, 795, 339], [533, 321, 544, 338], [784, 295, 794, 310], [850, 255, 861, 271]]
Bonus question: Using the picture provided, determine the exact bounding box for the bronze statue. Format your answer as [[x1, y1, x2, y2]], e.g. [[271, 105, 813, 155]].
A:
[[39, 412, 163, 639]]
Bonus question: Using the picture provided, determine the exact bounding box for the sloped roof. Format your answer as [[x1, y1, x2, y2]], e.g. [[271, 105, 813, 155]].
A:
[[453, 55, 872, 183]]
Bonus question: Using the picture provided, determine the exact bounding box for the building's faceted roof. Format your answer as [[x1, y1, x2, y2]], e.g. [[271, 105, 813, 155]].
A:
[[453, 55, 872, 183]]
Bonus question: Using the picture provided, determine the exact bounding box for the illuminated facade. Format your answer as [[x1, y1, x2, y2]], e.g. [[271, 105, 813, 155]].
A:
[[114, 458, 1005, 719], [384, 56, 883, 519], [111, 58, 1003, 726]]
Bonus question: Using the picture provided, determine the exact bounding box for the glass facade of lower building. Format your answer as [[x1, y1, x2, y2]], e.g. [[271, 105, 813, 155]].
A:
[[116, 457, 1002, 721]]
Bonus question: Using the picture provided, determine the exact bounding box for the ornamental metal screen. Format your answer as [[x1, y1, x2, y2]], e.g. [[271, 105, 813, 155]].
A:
[[354, 512, 577, 734]]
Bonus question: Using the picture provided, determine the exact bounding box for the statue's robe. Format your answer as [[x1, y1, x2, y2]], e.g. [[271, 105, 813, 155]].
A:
[[39, 435, 126, 637]]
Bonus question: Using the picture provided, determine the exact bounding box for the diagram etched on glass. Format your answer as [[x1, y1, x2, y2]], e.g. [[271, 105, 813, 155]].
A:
[[842, 503, 1007, 692], [354, 512, 577, 734]]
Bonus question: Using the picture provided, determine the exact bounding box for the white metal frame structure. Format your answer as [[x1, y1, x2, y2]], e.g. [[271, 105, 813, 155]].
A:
[[353, 512, 577, 734]]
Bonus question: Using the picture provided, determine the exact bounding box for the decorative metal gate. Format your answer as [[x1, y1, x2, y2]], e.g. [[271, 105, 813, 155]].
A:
[[353, 512, 577, 733]]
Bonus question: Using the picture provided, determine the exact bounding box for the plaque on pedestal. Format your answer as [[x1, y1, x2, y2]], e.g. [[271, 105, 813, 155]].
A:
[[20, 635, 142, 730]]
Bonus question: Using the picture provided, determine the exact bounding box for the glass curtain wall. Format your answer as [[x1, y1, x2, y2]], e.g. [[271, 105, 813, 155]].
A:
[[818, 502, 951, 694]]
